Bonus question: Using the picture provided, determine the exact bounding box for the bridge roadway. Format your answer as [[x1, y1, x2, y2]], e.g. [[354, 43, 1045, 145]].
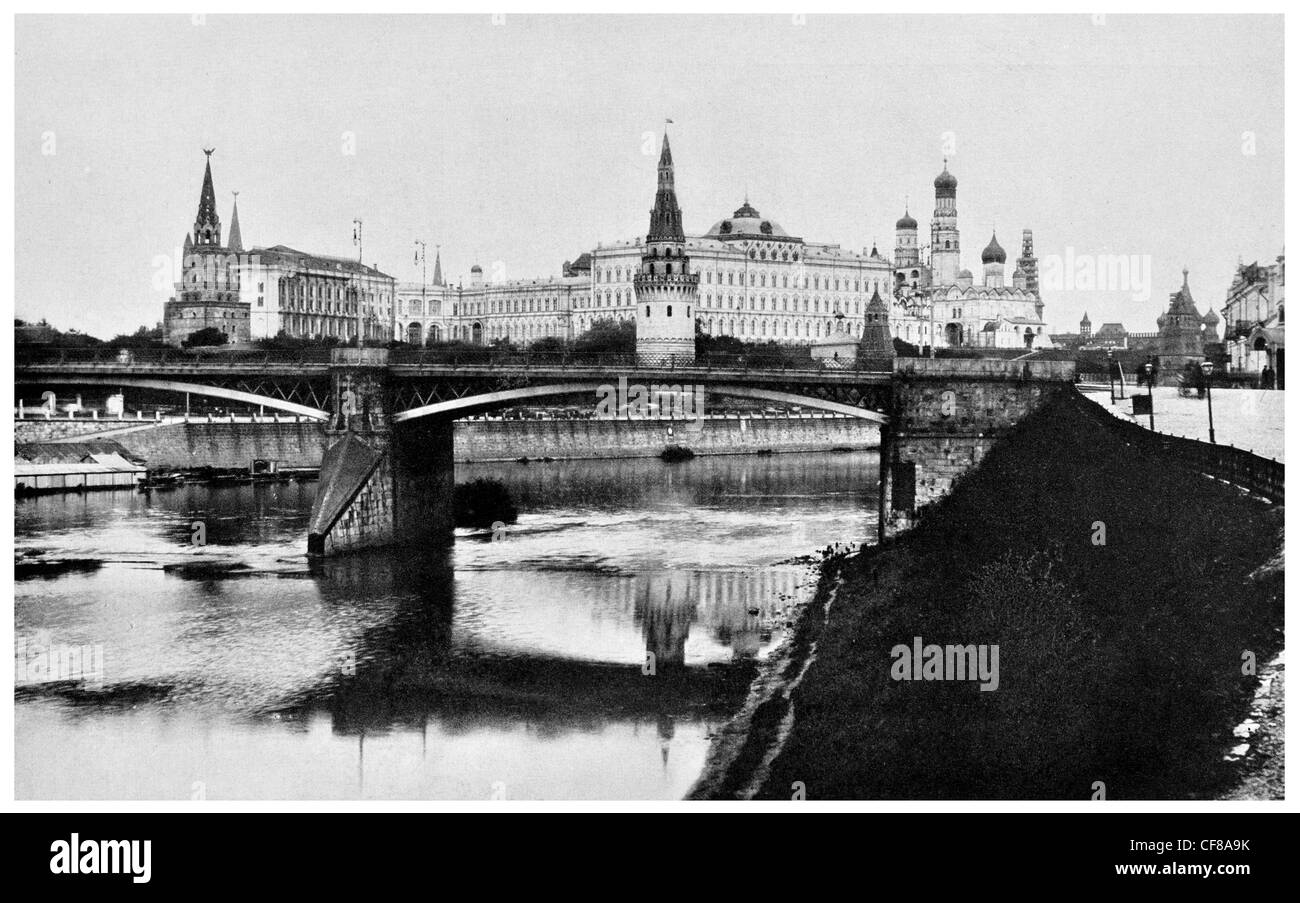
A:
[[15, 347, 895, 422], [15, 347, 891, 383]]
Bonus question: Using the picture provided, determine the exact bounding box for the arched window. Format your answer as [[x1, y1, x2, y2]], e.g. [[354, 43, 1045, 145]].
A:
[[667, 305, 673, 317], [645, 305, 651, 317]]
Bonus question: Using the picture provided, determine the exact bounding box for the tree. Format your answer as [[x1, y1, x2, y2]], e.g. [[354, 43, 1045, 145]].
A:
[[106, 323, 166, 348], [573, 317, 635, 355], [182, 327, 229, 349], [893, 337, 922, 357], [528, 336, 568, 358]]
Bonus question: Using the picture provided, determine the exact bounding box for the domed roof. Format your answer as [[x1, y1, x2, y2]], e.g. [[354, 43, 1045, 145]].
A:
[[934, 162, 957, 196], [470, 264, 482, 273], [1202, 308, 1220, 324], [705, 199, 789, 239], [896, 208, 917, 230], [958, 268, 973, 279], [981, 233, 1006, 264]]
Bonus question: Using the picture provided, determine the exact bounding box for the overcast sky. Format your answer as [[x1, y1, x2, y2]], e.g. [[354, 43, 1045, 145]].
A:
[[15, 14, 1283, 339]]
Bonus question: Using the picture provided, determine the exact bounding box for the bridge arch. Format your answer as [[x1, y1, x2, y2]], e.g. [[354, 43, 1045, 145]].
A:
[[392, 381, 887, 424], [16, 374, 330, 420]]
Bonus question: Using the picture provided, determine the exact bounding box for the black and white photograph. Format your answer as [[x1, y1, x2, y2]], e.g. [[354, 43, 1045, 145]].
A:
[[4, 8, 1292, 849]]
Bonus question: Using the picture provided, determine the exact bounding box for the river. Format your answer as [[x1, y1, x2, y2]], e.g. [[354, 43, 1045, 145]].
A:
[[15, 451, 878, 800]]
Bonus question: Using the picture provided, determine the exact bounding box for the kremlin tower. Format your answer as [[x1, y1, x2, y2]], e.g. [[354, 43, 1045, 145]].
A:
[[634, 131, 699, 365]]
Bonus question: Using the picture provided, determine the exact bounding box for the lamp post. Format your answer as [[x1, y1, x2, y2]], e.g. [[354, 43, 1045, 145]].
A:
[[1143, 362, 1156, 431], [1201, 360, 1216, 444], [353, 218, 364, 347], [414, 239, 427, 346], [1107, 349, 1115, 403]]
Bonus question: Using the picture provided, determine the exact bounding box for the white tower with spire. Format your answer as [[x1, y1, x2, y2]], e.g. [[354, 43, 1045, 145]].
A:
[[634, 130, 698, 365]]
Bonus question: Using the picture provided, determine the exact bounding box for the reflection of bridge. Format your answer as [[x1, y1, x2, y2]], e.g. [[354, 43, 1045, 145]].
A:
[[14, 347, 1077, 554]]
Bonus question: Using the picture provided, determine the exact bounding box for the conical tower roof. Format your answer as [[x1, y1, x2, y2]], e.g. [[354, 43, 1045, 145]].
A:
[[647, 132, 685, 242], [192, 150, 221, 247], [227, 194, 243, 253]]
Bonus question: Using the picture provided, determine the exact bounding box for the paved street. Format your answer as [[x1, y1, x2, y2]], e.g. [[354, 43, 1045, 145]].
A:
[[1081, 385, 1285, 463]]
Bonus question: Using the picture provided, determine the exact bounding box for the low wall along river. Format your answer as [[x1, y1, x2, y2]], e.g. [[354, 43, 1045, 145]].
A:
[[13, 414, 880, 470]]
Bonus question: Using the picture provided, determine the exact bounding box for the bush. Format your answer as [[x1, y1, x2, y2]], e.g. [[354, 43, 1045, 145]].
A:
[[182, 327, 229, 349], [893, 337, 922, 357]]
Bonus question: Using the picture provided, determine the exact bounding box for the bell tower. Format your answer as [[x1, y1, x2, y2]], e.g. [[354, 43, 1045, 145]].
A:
[[930, 160, 960, 286]]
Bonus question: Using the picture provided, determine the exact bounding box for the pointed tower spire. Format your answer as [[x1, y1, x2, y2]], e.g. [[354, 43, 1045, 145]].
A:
[[432, 247, 443, 286], [193, 149, 221, 248], [648, 131, 684, 242], [227, 191, 243, 253]]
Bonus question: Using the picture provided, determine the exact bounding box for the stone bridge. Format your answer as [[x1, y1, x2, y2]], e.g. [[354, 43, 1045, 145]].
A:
[[14, 347, 1076, 554]]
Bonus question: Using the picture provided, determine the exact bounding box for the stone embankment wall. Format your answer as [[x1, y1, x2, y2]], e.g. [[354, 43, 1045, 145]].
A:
[[15, 415, 879, 468]]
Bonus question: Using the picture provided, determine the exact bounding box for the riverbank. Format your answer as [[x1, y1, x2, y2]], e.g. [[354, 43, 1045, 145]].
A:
[[697, 389, 1284, 800]]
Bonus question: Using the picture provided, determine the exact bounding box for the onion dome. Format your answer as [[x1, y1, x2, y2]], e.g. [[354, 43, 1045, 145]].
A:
[[470, 264, 482, 273], [958, 268, 973, 280], [981, 232, 1006, 264], [1202, 308, 1220, 325], [896, 208, 917, 230], [934, 161, 957, 198]]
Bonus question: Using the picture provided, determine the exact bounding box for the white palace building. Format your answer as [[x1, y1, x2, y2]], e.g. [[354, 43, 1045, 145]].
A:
[[166, 141, 1049, 352]]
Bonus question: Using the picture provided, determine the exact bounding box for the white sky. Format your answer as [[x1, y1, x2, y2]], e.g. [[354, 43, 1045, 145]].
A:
[[14, 13, 1283, 339]]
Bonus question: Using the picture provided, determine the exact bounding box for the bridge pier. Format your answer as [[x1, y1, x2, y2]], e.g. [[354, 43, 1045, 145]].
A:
[[308, 349, 456, 556], [306, 420, 456, 556]]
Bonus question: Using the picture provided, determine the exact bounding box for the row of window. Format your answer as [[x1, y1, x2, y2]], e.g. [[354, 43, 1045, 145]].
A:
[[563, 316, 868, 340], [580, 291, 887, 314], [597, 265, 883, 292]]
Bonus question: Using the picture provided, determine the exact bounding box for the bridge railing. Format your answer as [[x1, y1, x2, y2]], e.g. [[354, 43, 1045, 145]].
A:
[[387, 348, 888, 374], [15, 346, 335, 367], [1069, 386, 1283, 503]]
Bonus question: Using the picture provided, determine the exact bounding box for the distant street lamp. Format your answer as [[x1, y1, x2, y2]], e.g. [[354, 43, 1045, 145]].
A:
[[1143, 362, 1156, 431], [1201, 360, 1216, 444], [1107, 349, 1115, 403]]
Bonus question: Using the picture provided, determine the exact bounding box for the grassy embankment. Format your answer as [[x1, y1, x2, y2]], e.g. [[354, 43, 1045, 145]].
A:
[[724, 389, 1283, 799]]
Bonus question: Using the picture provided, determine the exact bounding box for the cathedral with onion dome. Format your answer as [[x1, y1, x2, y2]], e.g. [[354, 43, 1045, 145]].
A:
[[890, 161, 1049, 351]]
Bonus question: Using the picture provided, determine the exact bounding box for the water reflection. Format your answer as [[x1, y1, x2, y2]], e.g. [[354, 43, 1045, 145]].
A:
[[15, 452, 877, 799]]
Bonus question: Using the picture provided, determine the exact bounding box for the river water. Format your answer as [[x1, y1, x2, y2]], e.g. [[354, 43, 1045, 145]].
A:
[[15, 452, 878, 800]]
